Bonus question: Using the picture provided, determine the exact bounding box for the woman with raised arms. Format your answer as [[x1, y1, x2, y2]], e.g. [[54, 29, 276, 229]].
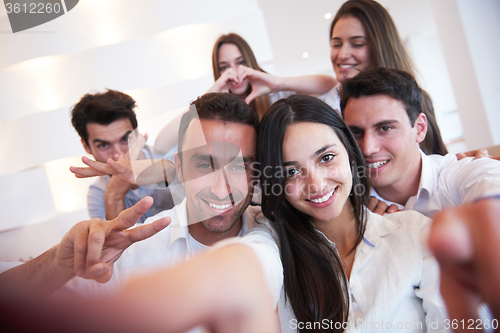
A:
[[329, 0, 447, 155], [154, 33, 338, 154]]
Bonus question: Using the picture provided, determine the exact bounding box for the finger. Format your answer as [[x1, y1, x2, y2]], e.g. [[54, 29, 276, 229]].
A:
[[430, 208, 474, 263], [112, 197, 154, 231], [225, 67, 237, 76], [108, 158, 129, 173], [439, 268, 481, 327], [386, 204, 399, 214], [72, 222, 91, 277], [368, 196, 378, 212], [126, 216, 171, 243], [108, 159, 136, 184], [456, 152, 466, 161], [475, 149, 489, 159], [237, 66, 251, 81], [244, 91, 259, 104], [128, 131, 145, 161], [470, 200, 500, 314], [225, 74, 239, 87], [70, 166, 107, 177], [82, 156, 115, 174], [373, 201, 388, 215], [85, 221, 106, 269], [88, 263, 113, 283]]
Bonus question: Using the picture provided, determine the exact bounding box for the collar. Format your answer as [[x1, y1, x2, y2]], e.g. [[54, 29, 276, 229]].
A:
[[370, 150, 432, 208], [168, 200, 257, 249], [168, 199, 190, 249], [417, 150, 437, 201], [360, 209, 401, 248]]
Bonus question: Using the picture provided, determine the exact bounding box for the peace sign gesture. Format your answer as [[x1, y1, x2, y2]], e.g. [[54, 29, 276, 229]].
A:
[[57, 197, 170, 283]]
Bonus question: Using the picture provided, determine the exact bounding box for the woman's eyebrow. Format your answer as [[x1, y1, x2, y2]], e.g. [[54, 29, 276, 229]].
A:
[[331, 36, 366, 40], [283, 144, 338, 166], [311, 144, 337, 159]]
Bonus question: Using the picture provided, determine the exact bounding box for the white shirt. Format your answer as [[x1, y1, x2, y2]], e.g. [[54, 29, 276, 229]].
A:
[[228, 209, 448, 332], [269, 84, 341, 113], [372, 151, 500, 217]]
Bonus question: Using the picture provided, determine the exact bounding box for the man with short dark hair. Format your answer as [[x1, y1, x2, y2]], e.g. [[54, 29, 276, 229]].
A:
[[0, 93, 265, 307], [70, 89, 174, 223], [341, 67, 500, 217]]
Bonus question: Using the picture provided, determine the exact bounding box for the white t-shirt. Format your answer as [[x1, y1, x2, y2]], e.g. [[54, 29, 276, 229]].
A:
[[269, 84, 341, 113]]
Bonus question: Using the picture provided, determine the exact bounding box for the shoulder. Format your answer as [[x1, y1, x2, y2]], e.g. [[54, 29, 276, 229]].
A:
[[245, 208, 278, 238], [381, 209, 430, 225], [318, 84, 340, 112], [364, 210, 433, 266], [269, 91, 294, 104], [431, 153, 500, 175], [367, 209, 431, 240]]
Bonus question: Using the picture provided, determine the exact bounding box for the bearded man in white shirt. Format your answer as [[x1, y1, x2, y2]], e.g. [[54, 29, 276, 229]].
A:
[[341, 67, 500, 218], [0, 93, 262, 301]]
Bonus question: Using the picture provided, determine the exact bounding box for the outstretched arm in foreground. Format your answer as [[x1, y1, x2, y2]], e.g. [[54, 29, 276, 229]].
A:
[[0, 197, 170, 299], [0, 244, 279, 333], [429, 198, 500, 331]]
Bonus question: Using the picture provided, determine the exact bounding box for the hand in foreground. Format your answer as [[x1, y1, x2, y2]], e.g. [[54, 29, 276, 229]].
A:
[[429, 198, 500, 329], [57, 197, 170, 283], [368, 196, 401, 215]]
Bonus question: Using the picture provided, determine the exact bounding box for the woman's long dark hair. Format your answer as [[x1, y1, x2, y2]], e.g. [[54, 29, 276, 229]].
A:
[[258, 95, 370, 332]]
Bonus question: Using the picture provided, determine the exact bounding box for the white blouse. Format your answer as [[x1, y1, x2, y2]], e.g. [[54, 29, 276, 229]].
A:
[[227, 208, 449, 333]]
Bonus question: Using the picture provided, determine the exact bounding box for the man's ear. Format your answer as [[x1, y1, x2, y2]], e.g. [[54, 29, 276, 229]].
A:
[[174, 153, 184, 183], [81, 138, 93, 155], [414, 113, 428, 144]]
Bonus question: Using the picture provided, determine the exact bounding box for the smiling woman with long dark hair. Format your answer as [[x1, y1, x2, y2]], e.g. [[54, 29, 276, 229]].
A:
[[231, 94, 448, 332]]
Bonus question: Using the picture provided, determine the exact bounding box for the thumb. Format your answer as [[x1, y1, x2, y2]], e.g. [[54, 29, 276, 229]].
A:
[[112, 197, 154, 231], [88, 262, 113, 283], [245, 91, 259, 104]]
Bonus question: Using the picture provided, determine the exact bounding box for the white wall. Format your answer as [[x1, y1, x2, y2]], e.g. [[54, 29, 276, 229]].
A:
[[430, 0, 500, 150], [0, 0, 274, 260]]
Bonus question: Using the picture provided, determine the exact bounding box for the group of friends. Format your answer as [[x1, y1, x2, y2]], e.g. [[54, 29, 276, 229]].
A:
[[1, 0, 500, 332]]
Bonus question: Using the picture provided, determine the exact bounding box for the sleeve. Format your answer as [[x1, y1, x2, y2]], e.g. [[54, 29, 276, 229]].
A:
[[445, 157, 500, 204], [212, 221, 283, 306], [317, 84, 341, 113], [164, 145, 178, 164], [269, 91, 294, 104], [87, 180, 106, 220], [414, 216, 450, 332]]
